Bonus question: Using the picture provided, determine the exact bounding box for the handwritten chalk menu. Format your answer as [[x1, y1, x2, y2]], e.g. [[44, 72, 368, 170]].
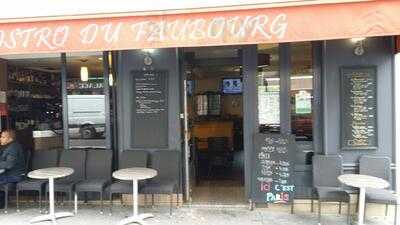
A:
[[340, 66, 377, 150], [131, 70, 168, 148], [252, 133, 296, 204]]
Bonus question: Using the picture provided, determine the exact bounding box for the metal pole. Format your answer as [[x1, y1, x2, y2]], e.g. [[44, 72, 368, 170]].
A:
[[183, 79, 190, 202], [61, 53, 69, 150], [394, 53, 400, 221], [103, 51, 112, 150]]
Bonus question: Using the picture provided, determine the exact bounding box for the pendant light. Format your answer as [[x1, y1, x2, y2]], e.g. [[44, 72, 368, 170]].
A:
[[80, 66, 89, 82]]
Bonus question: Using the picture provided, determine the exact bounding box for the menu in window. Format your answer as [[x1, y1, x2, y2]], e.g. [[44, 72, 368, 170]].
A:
[[252, 133, 296, 204], [340, 66, 377, 150]]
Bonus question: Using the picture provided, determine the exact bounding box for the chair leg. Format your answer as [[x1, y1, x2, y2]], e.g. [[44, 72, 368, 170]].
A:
[[347, 202, 351, 225], [385, 204, 389, 217], [318, 201, 321, 225], [151, 194, 154, 208], [100, 191, 104, 215], [291, 200, 294, 214], [16, 189, 20, 212], [311, 199, 314, 213], [144, 194, 147, 208], [38, 190, 42, 213], [169, 193, 172, 216], [339, 201, 342, 214], [176, 192, 179, 207], [4, 187, 8, 214], [109, 193, 113, 216]]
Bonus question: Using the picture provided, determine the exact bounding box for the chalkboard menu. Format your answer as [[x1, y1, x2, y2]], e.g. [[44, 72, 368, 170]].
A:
[[252, 133, 296, 204], [340, 66, 377, 150], [131, 70, 168, 148]]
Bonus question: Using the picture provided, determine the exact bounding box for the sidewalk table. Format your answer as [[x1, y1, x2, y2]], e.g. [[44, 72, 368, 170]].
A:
[[113, 167, 157, 225], [338, 174, 389, 225], [28, 167, 74, 224]]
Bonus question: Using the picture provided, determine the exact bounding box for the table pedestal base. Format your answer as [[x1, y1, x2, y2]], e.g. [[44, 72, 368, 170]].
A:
[[30, 212, 74, 224], [117, 213, 153, 225]]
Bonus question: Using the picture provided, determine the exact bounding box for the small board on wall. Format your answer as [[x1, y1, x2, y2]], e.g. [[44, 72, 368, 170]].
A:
[[131, 70, 168, 149], [251, 133, 296, 204], [340, 66, 378, 150]]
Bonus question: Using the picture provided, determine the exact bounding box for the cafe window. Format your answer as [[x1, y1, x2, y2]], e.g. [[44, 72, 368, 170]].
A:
[[257, 44, 280, 133], [66, 52, 106, 149], [290, 42, 314, 163]]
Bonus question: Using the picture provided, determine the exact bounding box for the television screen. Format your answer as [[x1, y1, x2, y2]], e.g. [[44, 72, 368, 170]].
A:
[[222, 78, 243, 94]]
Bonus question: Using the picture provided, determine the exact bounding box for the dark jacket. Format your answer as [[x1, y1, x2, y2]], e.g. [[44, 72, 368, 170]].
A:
[[0, 141, 26, 176]]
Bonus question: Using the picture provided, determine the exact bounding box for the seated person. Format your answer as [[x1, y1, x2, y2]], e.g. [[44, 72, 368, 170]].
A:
[[0, 130, 26, 184]]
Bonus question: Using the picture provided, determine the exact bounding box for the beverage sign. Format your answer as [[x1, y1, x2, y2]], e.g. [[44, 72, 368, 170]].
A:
[[340, 66, 377, 150], [252, 133, 296, 204]]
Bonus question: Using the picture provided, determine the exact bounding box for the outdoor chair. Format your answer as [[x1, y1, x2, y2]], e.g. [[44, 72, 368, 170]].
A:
[[0, 148, 30, 214], [312, 155, 351, 225], [107, 150, 148, 215], [45, 150, 86, 211], [359, 155, 398, 224], [75, 149, 112, 214], [141, 150, 181, 216], [16, 149, 58, 213]]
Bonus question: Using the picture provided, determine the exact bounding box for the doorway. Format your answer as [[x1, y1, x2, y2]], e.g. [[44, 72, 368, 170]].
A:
[[183, 47, 246, 204]]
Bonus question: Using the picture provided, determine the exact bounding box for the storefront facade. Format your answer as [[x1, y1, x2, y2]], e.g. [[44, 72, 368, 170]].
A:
[[0, 0, 399, 205]]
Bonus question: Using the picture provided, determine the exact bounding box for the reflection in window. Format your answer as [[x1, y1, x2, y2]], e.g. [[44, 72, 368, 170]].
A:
[[257, 44, 280, 133], [66, 52, 106, 148], [290, 42, 314, 164]]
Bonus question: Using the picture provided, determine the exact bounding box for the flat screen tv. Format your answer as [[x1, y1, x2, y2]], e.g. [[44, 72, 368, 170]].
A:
[[222, 78, 243, 94]]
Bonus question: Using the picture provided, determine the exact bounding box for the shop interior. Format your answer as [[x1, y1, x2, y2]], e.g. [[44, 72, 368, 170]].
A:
[[0, 52, 112, 151], [183, 47, 246, 204]]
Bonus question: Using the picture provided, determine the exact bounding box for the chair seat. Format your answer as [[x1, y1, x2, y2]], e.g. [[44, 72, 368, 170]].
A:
[[107, 181, 133, 194], [365, 188, 397, 205], [0, 182, 16, 191], [46, 181, 78, 193], [316, 186, 350, 202], [141, 180, 177, 194], [17, 179, 47, 191], [75, 179, 110, 193]]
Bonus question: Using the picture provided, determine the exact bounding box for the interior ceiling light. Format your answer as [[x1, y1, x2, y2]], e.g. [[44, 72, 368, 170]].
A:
[[351, 37, 366, 43]]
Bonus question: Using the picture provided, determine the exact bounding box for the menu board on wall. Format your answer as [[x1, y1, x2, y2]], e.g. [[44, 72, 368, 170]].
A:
[[131, 70, 168, 148], [251, 133, 296, 204], [340, 66, 377, 150]]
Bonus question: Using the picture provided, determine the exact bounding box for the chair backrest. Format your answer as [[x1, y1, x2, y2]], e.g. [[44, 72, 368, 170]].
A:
[[359, 155, 392, 187], [59, 150, 86, 182], [31, 150, 59, 170], [150, 150, 180, 183], [86, 149, 112, 180], [207, 137, 229, 152], [119, 150, 148, 169], [312, 154, 343, 187]]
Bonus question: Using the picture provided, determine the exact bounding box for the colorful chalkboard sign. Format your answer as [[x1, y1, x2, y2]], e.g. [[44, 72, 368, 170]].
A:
[[252, 133, 296, 204], [340, 66, 377, 150]]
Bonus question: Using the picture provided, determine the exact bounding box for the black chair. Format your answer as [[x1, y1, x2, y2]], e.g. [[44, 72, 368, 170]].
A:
[[141, 150, 181, 216], [359, 155, 398, 224], [207, 137, 232, 179], [0, 147, 30, 213], [45, 150, 86, 210], [313, 155, 351, 225], [16, 150, 58, 212], [75, 149, 112, 214], [107, 150, 148, 215]]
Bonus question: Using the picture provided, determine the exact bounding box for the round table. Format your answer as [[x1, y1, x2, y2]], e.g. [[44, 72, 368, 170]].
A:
[[338, 174, 389, 225], [113, 167, 157, 225], [28, 167, 74, 224]]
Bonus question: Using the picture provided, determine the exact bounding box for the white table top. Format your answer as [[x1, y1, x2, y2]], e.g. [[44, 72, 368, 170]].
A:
[[113, 167, 157, 181], [28, 167, 74, 179], [338, 174, 389, 189], [0, 169, 4, 174]]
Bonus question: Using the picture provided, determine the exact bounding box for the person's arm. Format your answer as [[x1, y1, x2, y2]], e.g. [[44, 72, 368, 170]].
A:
[[0, 148, 17, 170]]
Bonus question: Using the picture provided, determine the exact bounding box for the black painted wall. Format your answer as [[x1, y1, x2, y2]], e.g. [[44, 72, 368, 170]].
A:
[[322, 37, 394, 167], [117, 48, 181, 152]]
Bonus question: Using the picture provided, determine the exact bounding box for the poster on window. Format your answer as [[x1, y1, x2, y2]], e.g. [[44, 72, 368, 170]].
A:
[[295, 91, 312, 114]]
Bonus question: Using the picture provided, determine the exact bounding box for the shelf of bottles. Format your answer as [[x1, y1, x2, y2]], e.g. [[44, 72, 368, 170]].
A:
[[7, 65, 62, 130]]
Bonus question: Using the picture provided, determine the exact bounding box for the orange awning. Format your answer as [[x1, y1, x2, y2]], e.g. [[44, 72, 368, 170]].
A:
[[0, 0, 399, 54]]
